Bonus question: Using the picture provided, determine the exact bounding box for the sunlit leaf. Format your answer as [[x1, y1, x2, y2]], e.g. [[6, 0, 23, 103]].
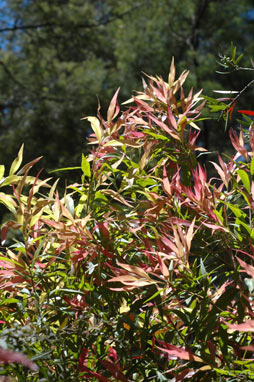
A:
[[9, 144, 24, 175], [82, 116, 103, 143]]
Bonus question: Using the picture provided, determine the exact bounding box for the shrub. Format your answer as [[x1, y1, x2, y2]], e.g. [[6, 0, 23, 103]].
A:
[[0, 56, 254, 381]]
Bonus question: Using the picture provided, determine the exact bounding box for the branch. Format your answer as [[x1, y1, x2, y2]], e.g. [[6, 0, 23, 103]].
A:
[[229, 78, 254, 106], [0, 60, 28, 90], [0, 3, 145, 34]]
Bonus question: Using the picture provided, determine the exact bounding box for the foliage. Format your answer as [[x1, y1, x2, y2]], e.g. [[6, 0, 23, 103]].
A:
[[0, 0, 253, 176], [0, 56, 254, 381]]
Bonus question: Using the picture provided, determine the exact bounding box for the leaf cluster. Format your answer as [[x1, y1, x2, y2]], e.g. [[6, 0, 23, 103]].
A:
[[0, 57, 254, 381]]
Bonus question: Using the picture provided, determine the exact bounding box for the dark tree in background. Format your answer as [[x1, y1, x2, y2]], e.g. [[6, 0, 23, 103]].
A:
[[0, 0, 253, 176]]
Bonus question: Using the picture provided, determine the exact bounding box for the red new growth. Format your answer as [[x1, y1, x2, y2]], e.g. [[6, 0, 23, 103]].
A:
[[237, 110, 254, 116]]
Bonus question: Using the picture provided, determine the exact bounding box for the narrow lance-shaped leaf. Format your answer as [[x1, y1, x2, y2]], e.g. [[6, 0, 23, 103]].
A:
[[107, 87, 120, 124], [236, 256, 254, 278], [81, 154, 91, 178], [0, 165, 4, 181], [82, 116, 103, 143], [168, 56, 175, 88], [9, 144, 24, 175], [156, 340, 204, 362], [238, 110, 254, 116], [237, 169, 250, 193], [226, 320, 254, 332]]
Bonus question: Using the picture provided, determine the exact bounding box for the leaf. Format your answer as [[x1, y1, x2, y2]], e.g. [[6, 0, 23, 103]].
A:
[[104, 140, 124, 147], [168, 56, 175, 88], [226, 319, 254, 332], [117, 262, 150, 278], [200, 258, 207, 277], [82, 116, 103, 143], [103, 189, 132, 207], [9, 144, 24, 175], [156, 340, 204, 362], [31, 238, 46, 268], [238, 110, 254, 116], [236, 256, 254, 278], [108, 275, 154, 287], [121, 94, 151, 105], [226, 203, 246, 219], [107, 87, 120, 124], [48, 166, 81, 173], [99, 360, 128, 382], [167, 106, 178, 130], [0, 348, 38, 371], [237, 169, 250, 193], [186, 218, 196, 253], [249, 123, 254, 153], [244, 278, 254, 293], [119, 299, 130, 313], [0, 165, 4, 181], [213, 90, 239, 94], [0, 193, 17, 215], [81, 154, 91, 178]]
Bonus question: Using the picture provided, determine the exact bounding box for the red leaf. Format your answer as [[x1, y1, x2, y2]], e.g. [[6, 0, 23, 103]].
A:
[[99, 360, 128, 382], [227, 102, 236, 120], [238, 110, 254, 116], [0, 348, 38, 371], [80, 367, 111, 382]]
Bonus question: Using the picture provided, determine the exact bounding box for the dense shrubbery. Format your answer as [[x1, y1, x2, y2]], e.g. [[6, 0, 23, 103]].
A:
[[0, 55, 254, 381]]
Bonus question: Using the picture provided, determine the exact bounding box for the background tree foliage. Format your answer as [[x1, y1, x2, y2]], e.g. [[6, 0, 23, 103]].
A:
[[0, 0, 253, 175]]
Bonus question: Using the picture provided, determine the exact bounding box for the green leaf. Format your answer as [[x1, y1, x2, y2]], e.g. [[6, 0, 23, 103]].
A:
[[250, 156, 254, 176], [49, 289, 86, 297], [31, 351, 53, 361], [75, 194, 87, 217], [82, 116, 103, 142], [0, 192, 16, 215], [48, 166, 81, 173], [235, 218, 251, 234], [156, 371, 168, 381], [144, 289, 164, 304], [226, 203, 247, 219], [9, 144, 24, 175], [0, 298, 20, 305], [0, 175, 22, 187], [213, 209, 224, 224], [212, 287, 238, 313], [31, 238, 46, 268], [235, 53, 244, 65], [237, 169, 250, 193], [81, 154, 91, 178], [0, 165, 5, 181], [200, 258, 207, 277]]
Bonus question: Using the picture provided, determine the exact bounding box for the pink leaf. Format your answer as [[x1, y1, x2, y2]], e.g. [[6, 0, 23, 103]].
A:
[[0, 348, 38, 371], [227, 319, 254, 332], [156, 340, 203, 362], [149, 114, 179, 140], [249, 123, 254, 153], [167, 106, 178, 130], [107, 87, 120, 124], [162, 166, 172, 197], [236, 256, 254, 278]]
